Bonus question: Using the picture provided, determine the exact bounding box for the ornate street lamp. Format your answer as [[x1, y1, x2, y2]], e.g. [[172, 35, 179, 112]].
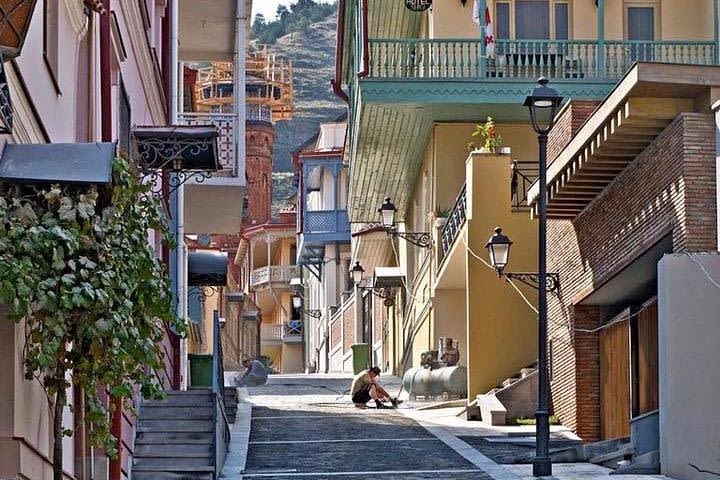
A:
[[349, 261, 395, 300], [486, 227, 559, 292], [291, 285, 321, 319], [350, 261, 365, 285], [524, 77, 563, 478], [377, 197, 432, 249]]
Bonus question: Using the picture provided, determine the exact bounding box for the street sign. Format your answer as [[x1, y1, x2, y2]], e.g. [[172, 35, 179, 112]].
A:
[[405, 0, 432, 12]]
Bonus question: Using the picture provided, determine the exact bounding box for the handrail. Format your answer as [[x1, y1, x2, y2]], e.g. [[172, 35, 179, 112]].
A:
[[439, 184, 467, 264], [211, 310, 229, 479], [367, 38, 717, 80]]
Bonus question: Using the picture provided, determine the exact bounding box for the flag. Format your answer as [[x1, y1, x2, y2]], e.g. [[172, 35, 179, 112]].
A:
[[472, 2, 495, 59]]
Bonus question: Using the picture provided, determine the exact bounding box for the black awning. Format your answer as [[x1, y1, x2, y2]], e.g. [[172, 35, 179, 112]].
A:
[[0, 143, 115, 185], [132, 125, 220, 172], [188, 250, 227, 286]]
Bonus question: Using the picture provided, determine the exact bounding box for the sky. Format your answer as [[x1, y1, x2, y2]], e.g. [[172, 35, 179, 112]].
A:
[[251, 0, 335, 21]]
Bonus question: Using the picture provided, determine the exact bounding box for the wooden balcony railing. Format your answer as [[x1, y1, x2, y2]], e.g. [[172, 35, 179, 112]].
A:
[[368, 38, 717, 80], [261, 323, 283, 342], [250, 265, 300, 288]]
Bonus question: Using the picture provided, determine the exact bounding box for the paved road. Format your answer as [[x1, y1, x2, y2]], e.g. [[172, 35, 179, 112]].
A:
[[239, 374, 492, 480]]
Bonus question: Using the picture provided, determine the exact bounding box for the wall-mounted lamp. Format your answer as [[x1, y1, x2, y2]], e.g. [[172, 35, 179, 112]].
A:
[[378, 197, 432, 248]]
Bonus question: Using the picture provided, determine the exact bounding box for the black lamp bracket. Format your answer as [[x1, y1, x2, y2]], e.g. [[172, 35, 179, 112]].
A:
[[357, 285, 396, 300], [141, 169, 214, 195], [303, 309, 322, 319], [386, 226, 432, 249], [503, 272, 560, 293], [188, 286, 221, 302]]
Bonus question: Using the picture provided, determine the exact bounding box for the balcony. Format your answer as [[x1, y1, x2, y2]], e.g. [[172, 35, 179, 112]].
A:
[[261, 323, 283, 344], [283, 321, 303, 344], [368, 38, 717, 81], [250, 265, 300, 289], [177, 112, 236, 175]]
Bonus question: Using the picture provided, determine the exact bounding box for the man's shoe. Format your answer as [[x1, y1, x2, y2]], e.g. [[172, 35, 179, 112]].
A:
[[375, 400, 392, 409], [391, 397, 403, 407]]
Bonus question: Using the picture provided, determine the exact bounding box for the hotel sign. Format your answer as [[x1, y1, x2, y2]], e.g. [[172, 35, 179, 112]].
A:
[[405, 0, 431, 12]]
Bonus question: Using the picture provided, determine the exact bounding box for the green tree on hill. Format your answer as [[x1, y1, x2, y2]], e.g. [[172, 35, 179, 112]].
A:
[[252, 0, 337, 44]]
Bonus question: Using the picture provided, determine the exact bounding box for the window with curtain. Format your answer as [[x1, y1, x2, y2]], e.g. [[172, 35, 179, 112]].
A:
[[627, 6, 655, 40], [516, 0, 550, 39], [496, 3, 510, 39]]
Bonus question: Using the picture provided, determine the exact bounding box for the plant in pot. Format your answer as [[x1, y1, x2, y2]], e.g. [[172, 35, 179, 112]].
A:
[[467, 116, 502, 153], [433, 206, 452, 230]]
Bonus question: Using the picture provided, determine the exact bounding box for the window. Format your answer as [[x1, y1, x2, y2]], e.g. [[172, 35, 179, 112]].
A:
[[493, 0, 570, 40], [554, 2, 569, 40], [496, 2, 510, 39], [627, 6, 655, 40], [43, 0, 60, 93], [118, 81, 132, 155], [516, 0, 549, 39]]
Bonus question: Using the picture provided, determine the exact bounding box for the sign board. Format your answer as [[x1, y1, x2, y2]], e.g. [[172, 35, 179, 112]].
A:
[[405, 0, 432, 12]]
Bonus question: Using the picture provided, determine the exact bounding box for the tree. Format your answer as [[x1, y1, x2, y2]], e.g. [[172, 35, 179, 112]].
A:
[[0, 157, 182, 480]]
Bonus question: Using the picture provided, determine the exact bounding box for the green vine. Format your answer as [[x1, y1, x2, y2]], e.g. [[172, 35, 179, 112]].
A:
[[0, 157, 184, 475]]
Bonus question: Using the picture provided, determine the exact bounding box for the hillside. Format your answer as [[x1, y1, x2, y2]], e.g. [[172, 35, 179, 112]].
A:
[[253, 10, 345, 171]]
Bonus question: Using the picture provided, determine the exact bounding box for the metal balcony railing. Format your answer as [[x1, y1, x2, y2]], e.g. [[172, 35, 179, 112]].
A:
[[177, 112, 236, 174], [283, 321, 303, 337], [511, 161, 539, 211], [368, 38, 717, 80], [247, 104, 272, 123], [440, 184, 467, 264], [303, 209, 350, 235], [250, 265, 300, 288]]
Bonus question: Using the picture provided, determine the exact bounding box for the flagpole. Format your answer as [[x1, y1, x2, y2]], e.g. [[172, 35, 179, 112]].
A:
[[478, 0, 486, 77]]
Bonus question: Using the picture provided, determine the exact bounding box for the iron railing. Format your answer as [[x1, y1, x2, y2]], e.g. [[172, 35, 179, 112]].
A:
[[511, 161, 539, 211], [177, 112, 236, 174], [367, 38, 717, 80], [439, 184, 467, 263], [211, 310, 230, 479], [284, 321, 304, 336]]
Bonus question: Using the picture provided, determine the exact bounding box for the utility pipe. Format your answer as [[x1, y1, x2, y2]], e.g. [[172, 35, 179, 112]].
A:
[[331, 0, 349, 102]]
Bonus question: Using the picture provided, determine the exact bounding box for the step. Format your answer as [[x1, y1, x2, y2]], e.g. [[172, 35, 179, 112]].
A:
[[520, 368, 537, 378], [132, 459, 214, 470], [132, 472, 213, 480], [139, 406, 213, 420], [502, 377, 521, 388], [137, 419, 213, 433], [135, 443, 212, 458], [135, 431, 214, 445], [589, 444, 635, 465], [143, 395, 214, 408], [165, 389, 212, 395]]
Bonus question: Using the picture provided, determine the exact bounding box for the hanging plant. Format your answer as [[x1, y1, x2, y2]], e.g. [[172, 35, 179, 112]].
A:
[[468, 116, 503, 153], [0, 157, 183, 480]]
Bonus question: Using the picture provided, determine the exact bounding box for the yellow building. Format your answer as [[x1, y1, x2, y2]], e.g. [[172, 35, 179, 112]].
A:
[[336, 0, 719, 408]]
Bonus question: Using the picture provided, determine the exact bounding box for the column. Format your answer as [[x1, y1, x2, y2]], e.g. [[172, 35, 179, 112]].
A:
[[478, 0, 486, 78], [597, 0, 606, 77]]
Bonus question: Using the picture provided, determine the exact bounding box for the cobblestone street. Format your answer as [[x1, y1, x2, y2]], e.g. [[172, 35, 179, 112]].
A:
[[234, 374, 490, 479]]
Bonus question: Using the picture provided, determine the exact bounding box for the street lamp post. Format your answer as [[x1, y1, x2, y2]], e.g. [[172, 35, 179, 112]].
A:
[[524, 77, 563, 477]]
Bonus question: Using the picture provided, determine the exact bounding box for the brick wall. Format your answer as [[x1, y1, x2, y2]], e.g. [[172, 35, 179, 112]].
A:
[[343, 299, 354, 353], [330, 315, 341, 350], [245, 121, 275, 225], [547, 100, 600, 164], [373, 294, 384, 344], [547, 112, 717, 440]]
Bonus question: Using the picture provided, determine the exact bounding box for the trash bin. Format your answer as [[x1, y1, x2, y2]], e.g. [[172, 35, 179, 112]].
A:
[[188, 354, 212, 387], [351, 343, 370, 374]]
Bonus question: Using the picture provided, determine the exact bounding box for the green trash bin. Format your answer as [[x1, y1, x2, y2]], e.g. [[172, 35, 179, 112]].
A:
[[351, 343, 370, 374], [188, 354, 213, 387]]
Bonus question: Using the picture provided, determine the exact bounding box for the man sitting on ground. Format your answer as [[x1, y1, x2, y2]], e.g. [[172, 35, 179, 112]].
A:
[[235, 358, 268, 387], [350, 366, 401, 409]]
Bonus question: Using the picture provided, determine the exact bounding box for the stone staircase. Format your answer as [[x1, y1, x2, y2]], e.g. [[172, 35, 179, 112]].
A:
[[224, 386, 238, 423], [133, 389, 216, 480]]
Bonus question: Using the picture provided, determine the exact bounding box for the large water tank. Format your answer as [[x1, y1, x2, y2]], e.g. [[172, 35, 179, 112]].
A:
[[402, 365, 467, 399]]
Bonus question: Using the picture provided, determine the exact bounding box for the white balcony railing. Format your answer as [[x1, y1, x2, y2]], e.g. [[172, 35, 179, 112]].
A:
[[261, 323, 283, 342], [250, 265, 300, 288], [177, 112, 236, 174]]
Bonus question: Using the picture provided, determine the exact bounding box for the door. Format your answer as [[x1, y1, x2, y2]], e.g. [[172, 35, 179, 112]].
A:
[[635, 300, 659, 415], [626, 5, 656, 62], [600, 316, 631, 439]]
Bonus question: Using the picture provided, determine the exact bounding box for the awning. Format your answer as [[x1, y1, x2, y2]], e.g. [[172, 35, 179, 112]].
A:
[[0, 142, 115, 185], [188, 250, 228, 286], [132, 125, 220, 171]]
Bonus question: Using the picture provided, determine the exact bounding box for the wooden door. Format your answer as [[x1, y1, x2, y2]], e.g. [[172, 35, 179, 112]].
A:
[[600, 318, 631, 440], [637, 300, 659, 414]]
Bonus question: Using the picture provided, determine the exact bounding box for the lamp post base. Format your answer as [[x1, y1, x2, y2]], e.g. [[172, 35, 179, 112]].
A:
[[532, 457, 552, 477]]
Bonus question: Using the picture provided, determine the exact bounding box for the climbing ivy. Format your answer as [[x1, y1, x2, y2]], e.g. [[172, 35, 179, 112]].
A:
[[0, 157, 184, 479]]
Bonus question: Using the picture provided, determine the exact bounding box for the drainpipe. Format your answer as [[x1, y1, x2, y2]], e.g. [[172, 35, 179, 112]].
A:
[[168, 0, 187, 390], [331, 0, 349, 102], [235, 0, 246, 182], [713, 98, 720, 250], [357, 0, 369, 78], [100, 2, 122, 479], [714, 0, 719, 65]]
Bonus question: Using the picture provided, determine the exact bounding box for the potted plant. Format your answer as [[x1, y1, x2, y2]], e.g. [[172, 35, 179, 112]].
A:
[[433, 206, 451, 229], [468, 116, 503, 153]]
